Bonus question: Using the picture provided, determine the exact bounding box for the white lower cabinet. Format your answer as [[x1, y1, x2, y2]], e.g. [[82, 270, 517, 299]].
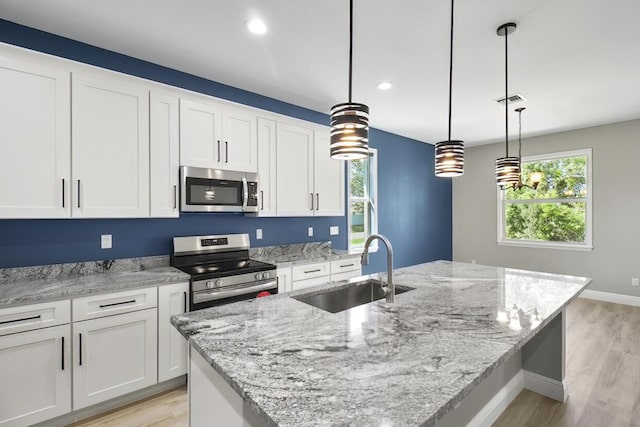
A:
[[0, 324, 71, 427], [158, 282, 189, 382], [72, 308, 158, 410], [276, 268, 292, 293]]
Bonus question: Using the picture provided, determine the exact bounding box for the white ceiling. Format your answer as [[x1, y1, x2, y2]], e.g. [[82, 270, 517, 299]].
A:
[[1, 0, 639, 146]]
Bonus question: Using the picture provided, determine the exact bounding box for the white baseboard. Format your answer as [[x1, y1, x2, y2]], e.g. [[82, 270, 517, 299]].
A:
[[523, 370, 567, 402], [466, 370, 524, 427], [579, 289, 640, 307]]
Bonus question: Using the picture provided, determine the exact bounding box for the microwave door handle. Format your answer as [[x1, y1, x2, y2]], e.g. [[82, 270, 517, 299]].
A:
[[242, 177, 248, 211]]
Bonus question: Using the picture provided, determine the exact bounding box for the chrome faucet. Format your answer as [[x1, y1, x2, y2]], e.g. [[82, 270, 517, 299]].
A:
[[360, 234, 395, 303]]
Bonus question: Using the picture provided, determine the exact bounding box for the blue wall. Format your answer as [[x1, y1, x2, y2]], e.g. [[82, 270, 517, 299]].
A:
[[0, 19, 452, 272]]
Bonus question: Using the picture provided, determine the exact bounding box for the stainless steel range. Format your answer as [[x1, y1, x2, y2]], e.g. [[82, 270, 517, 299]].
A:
[[170, 234, 277, 311]]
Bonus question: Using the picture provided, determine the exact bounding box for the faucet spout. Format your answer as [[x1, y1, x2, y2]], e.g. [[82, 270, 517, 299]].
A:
[[360, 234, 394, 303]]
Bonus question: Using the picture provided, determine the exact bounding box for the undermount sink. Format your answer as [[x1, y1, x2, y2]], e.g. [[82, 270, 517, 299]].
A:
[[292, 279, 415, 313]]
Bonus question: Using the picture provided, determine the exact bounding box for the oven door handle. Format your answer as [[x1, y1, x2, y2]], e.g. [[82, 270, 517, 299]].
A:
[[193, 280, 277, 303], [241, 177, 248, 211]]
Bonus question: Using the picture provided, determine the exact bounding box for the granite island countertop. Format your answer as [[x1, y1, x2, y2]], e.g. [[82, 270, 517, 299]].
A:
[[250, 241, 358, 267], [0, 257, 189, 308], [172, 260, 591, 426]]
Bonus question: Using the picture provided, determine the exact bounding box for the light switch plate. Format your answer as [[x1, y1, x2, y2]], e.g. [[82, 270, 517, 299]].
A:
[[101, 234, 112, 249], [308, 227, 314, 237], [256, 229, 263, 240], [330, 226, 339, 236]]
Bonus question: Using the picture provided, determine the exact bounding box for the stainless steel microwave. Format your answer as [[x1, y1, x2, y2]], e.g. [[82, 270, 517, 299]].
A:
[[180, 166, 259, 213]]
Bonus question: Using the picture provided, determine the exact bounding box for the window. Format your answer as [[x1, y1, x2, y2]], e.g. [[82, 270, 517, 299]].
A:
[[348, 148, 378, 253], [498, 148, 592, 250]]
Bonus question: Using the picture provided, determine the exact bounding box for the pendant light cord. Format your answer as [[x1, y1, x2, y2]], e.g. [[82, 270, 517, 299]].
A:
[[447, 0, 454, 142], [504, 27, 509, 157], [349, 0, 353, 103], [518, 108, 522, 159]]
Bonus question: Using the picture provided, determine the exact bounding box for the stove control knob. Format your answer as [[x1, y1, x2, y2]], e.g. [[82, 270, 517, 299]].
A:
[[215, 279, 223, 287], [255, 273, 263, 280], [262, 272, 270, 279], [206, 281, 214, 289]]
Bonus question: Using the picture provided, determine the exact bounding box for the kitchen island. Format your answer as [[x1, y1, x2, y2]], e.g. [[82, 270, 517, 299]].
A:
[[172, 261, 590, 426]]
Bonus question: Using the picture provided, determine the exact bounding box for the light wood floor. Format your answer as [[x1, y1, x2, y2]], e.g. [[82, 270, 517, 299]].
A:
[[494, 298, 640, 427], [71, 298, 640, 427]]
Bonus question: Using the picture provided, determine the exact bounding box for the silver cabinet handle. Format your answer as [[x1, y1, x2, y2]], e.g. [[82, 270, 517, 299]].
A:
[[183, 291, 188, 313], [61, 336, 65, 371], [260, 190, 264, 210], [304, 269, 322, 274], [61, 179, 65, 208], [310, 193, 314, 210], [78, 333, 83, 366], [217, 140, 221, 162], [316, 193, 319, 210], [173, 185, 177, 209], [225, 141, 229, 163], [99, 299, 136, 308], [340, 263, 355, 268], [77, 180, 81, 208], [0, 314, 41, 325]]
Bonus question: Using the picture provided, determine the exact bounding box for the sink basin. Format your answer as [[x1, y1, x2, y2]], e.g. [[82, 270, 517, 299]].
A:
[[292, 279, 414, 313]]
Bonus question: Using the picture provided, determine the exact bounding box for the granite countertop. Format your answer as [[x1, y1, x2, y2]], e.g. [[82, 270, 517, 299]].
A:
[[0, 257, 189, 308], [172, 260, 591, 427], [250, 241, 358, 267]]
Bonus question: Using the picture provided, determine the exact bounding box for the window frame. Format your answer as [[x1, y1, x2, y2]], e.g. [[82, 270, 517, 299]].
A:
[[497, 148, 593, 251], [347, 148, 378, 254]]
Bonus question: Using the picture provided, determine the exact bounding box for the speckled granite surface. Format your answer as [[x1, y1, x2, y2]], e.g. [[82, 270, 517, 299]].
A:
[[0, 256, 189, 308], [172, 260, 590, 427], [250, 241, 358, 267]]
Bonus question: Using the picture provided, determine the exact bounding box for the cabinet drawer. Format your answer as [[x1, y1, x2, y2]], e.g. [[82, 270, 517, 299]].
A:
[[291, 275, 330, 291], [331, 270, 362, 283], [0, 300, 70, 336], [291, 262, 330, 282], [73, 287, 157, 321], [331, 258, 361, 275]]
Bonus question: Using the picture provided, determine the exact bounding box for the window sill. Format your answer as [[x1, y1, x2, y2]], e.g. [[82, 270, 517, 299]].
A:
[[498, 240, 594, 251], [349, 246, 378, 255]]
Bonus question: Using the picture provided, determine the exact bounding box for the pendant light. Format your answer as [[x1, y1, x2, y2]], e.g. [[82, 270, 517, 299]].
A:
[[495, 23, 520, 188], [510, 107, 541, 190], [330, 0, 369, 160], [435, 0, 464, 177]]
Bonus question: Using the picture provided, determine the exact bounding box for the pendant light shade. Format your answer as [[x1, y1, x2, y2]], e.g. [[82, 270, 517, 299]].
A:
[[330, 102, 369, 160], [495, 22, 519, 188], [330, 0, 369, 160], [435, 0, 464, 177]]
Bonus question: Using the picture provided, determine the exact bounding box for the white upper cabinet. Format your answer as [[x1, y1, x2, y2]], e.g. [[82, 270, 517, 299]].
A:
[[313, 129, 345, 216], [257, 118, 277, 216], [180, 98, 257, 172], [0, 57, 71, 218], [275, 122, 345, 217], [179, 98, 222, 168], [222, 106, 258, 172], [276, 122, 315, 216], [150, 92, 180, 217], [72, 71, 150, 218]]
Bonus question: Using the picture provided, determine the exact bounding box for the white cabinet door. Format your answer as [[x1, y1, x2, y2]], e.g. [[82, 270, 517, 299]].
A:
[[0, 324, 71, 426], [313, 130, 345, 216], [158, 282, 189, 382], [0, 58, 70, 218], [150, 92, 180, 217], [180, 98, 223, 168], [221, 106, 257, 173], [72, 309, 158, 410], [257, 118, 277, 216], [276, 122, 314, 216], [291, 276, 330, 291], [276, 267, 292, 293], [71, 72, 149, 218]]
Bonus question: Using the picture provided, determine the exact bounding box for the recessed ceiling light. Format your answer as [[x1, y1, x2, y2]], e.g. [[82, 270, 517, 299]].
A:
[[247, 19, 267, 35], [377, 81, 393, 90]]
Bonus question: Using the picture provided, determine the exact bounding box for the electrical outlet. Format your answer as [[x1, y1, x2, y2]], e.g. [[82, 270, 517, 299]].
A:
[[308, 227, 314, 237], [101, 234, 112, 249], [256, 229, 263, 240], [632, 277, 639, 287], [330, 226, 339, 236], [471, 259, 477, 264]]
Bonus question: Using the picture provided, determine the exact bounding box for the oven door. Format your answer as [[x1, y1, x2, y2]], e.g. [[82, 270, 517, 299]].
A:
[[181, 166, 257, 213], [191, 278, 278, 310]]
